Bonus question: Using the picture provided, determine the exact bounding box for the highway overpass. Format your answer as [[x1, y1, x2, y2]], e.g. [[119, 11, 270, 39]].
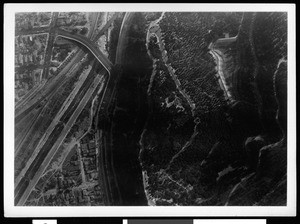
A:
[[56, 29, 112, 73]]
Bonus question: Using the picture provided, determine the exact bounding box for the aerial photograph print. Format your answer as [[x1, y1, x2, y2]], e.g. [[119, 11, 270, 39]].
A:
[[8, 4, 294, 211]]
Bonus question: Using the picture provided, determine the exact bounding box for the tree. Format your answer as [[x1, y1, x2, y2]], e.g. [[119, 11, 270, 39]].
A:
[[80, 27, 88, 36]]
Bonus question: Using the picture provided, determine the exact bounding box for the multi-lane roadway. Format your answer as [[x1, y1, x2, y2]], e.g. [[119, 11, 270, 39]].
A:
[[15, 63, 95, 187], [42, 12, 59, 79], [15, 12, 127, 206], [16, 70, 106, 206], [15, 13, 115, 122], [56, 29, 112, 73], [15, 12, 115, 205]]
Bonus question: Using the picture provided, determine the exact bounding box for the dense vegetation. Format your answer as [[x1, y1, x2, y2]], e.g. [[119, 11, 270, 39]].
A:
[[139, 12, 287, 205]]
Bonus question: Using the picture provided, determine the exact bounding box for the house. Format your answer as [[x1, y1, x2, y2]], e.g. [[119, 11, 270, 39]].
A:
[[88, 150, 96, 156], [223, 32, 229, 38], [89, 140, 96, 149], [81, 143, 88, 151]]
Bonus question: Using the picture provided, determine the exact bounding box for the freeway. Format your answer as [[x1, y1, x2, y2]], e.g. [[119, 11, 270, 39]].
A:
[[14, 47, 81, 112], [14, 12, 116, 205], [15, 64, 94, 187], [15, 27, 112, 121], [14, 50, 87, 163], [95, 130, 112, 205], [15, 12, 59, 36], [98, 130, 114, 204], [15, 12, 98, 114], [84, 13, 126, 126], [15, 49, 86, 122], [92, 13, 118, 42], [92, 12, 133, 205], [112, 12, 147, 205], [90, 12, 129, 205], [98, 12, 132, 115], [15, 107, 42, 153], [115, 12, 133, 65], [15, 13, 112, 120], [56, 29, 112, 73], [15, 13, 114, 170], [16, 70, 106, 205], [88, 12, 100, 39], [15, 27, 50, 36], [15, 80, 46, 110], [42, 12, 59, 79]]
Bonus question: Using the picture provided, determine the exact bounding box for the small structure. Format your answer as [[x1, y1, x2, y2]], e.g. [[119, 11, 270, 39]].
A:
[[223, 32, 229, 38]]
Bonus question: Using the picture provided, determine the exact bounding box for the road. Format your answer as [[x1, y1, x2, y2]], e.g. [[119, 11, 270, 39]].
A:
[[42, 12, 59, 79], [92, 13, 118, 42], [14, 50, 88, 174], [208, 35, 238, 100], [15, 11, 110, 161], [93, 12, 134, 205], [146, 13, 196, 114], [209, 43, 231, 100], [16, 32, 112, 122], [56, 29, 112, 73], [15, 64, 94, 187], [15, 13, 113, 120], [15, 107, 42, 154], [15, 12, 117, 205], [214, 36, 237, 48], [16, 70, 106, 205], [15, 48, 80, 111], [109, 12, 148, 205], [15, 11, 99, 114], [95, 129, 112, 205], [15, 49, 86, 122], [88, 12, 100, 39], [15, 27, 50, 36], [15, 80, 46, 110], [98, 12, 132, 115], [115, 12, 133, 65]]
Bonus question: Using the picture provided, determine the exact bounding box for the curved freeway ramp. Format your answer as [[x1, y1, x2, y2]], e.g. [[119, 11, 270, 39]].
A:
[[56, 29, 112, 73]]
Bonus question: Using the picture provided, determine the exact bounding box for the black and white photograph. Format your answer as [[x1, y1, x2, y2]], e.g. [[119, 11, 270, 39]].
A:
[[3, 3, 296, 217]]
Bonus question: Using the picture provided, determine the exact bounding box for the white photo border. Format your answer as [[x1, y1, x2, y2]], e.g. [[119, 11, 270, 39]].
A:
[[4, 3, 296, 217]]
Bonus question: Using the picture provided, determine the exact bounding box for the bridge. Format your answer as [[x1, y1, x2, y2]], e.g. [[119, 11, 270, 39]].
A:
[[14, 15, 118, 205], [56, 29, 113, 73]]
